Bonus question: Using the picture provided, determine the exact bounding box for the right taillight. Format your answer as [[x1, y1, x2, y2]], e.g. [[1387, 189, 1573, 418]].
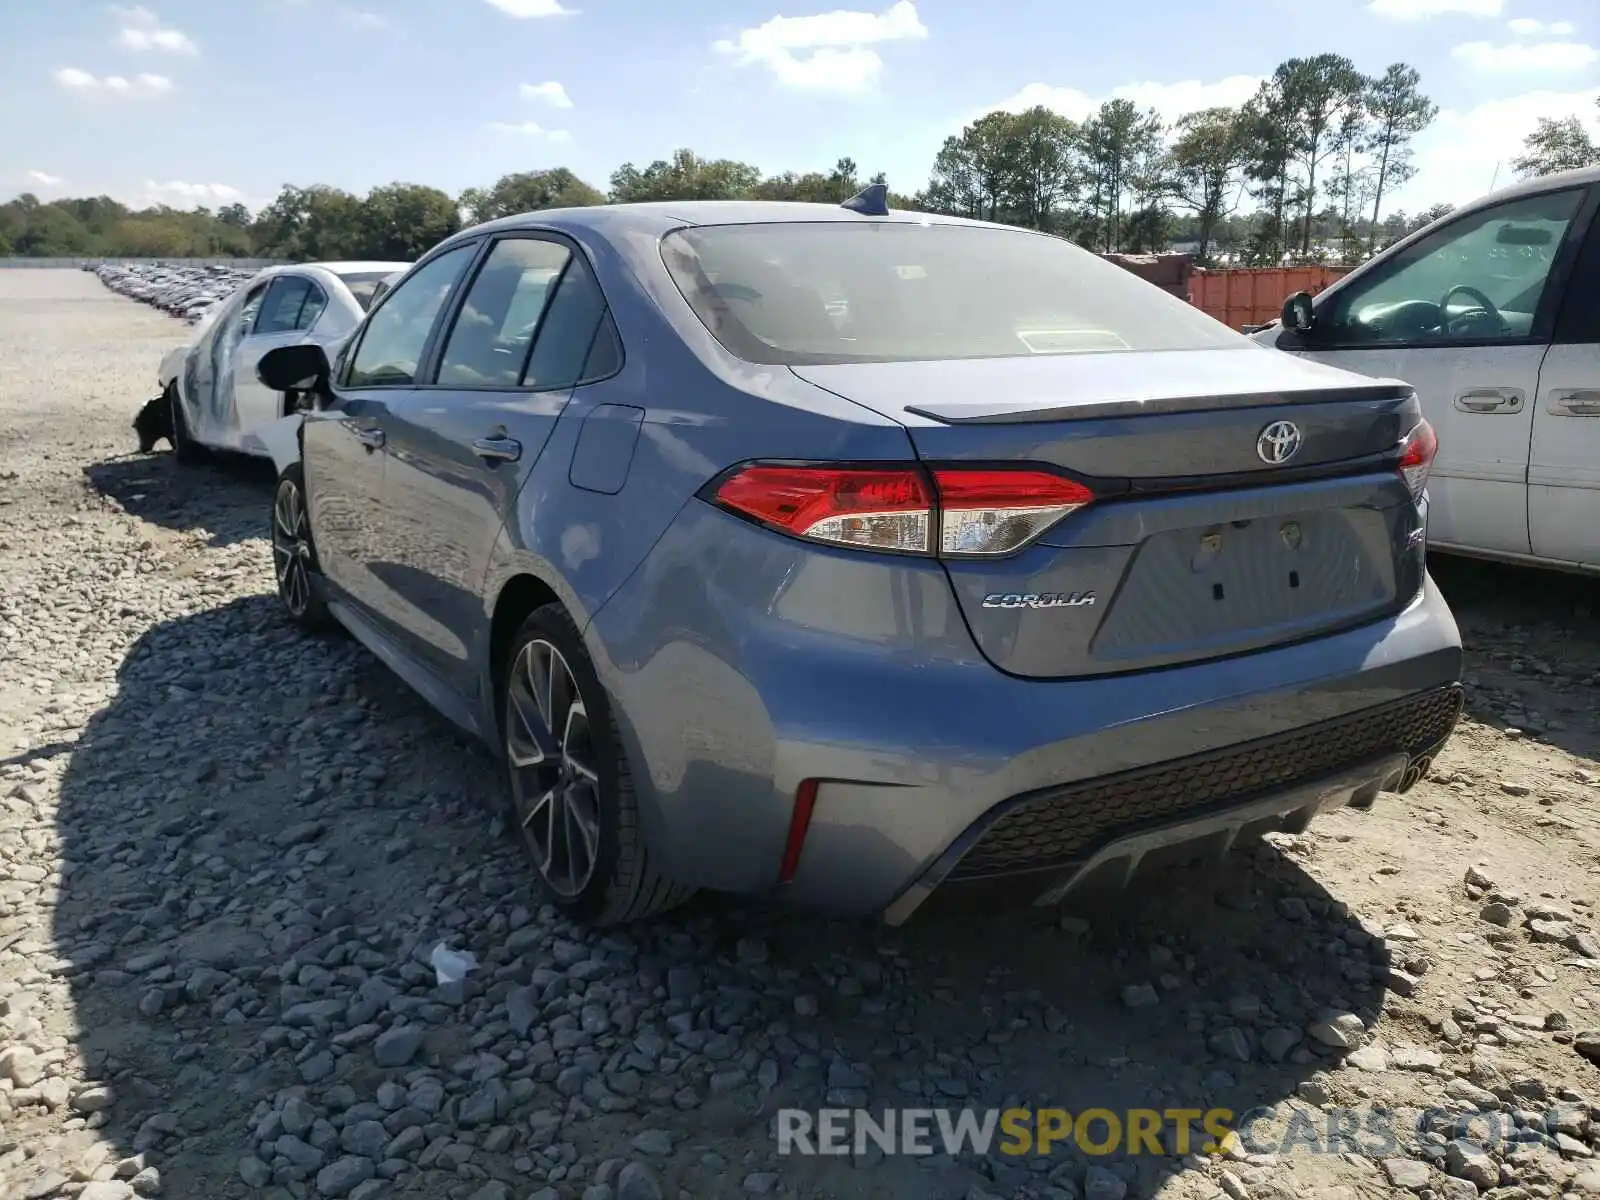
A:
[[1397, 418, 1437, 501], [710, 463, 1092, 557]]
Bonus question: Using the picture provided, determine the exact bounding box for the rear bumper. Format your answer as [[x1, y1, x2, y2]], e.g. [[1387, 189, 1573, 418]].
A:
[[586, 504, 1464, 918], [883, 686, 1459, 924]]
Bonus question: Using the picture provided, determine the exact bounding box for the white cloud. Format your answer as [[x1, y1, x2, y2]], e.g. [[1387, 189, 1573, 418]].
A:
[[114, 7, 198, 54], [483, 0, 577, 17], [519, 80, 573, 107], [54, 68, 173, 95], [118, 26, 198, 53], [141, 180, 246, 207], [25, 170, 65, 188], [1393, 85, 1600, 209], [1452, 39, 1599, 71], [714, 0, 928, 94], [1508, 17, 1577, 34], [488, 120, 572, 143], [1368, 0, 1501, 18], [984, 75, 1264, 126]]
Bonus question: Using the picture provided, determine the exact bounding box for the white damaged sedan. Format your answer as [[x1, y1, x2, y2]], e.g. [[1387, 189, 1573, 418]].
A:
[[140, 261, 408, 460]]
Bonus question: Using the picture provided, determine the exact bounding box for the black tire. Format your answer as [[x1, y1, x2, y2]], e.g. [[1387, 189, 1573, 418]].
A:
[[500, 603, 693, 925], [168, 383, 207, 465], [132, 393, 172, 453], [271, 466, 332, 631]]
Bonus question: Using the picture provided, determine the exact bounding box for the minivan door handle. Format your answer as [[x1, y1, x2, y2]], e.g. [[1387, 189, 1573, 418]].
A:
[[1454, 388, 1524, 414], [473, 436, 522, 463], [1548, 388, 1600, 416]]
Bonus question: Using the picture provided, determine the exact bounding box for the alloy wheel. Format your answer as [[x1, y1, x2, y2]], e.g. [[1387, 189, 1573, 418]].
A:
[[271, 480, 313, 618], [505, 639, 602, 898]]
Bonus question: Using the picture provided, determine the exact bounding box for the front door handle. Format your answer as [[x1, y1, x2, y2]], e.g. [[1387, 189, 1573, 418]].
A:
[[1454, 388, 1523, 414], [473, 436, 522, 463], [1548, 388, 1600, 416], [355, 427, 385, 450]]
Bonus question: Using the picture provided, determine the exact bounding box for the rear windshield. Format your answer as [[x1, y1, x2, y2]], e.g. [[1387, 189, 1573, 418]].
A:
[[338, 271, 402, 312], [659, 222, 1244, 365]]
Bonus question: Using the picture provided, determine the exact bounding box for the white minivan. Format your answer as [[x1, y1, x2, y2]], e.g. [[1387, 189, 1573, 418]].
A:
[[1250, 166, 1600, 574]]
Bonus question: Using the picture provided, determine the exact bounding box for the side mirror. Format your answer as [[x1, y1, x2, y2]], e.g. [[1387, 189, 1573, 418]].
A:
[[1281, 291, 1315, 334], [258, 342, 331, 393]]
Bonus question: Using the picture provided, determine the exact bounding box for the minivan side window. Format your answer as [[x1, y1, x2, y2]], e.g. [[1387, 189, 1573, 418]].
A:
[[346, 245, 477, 388], [1316, 189, 1584, 348], [435, 239, 572, 388]]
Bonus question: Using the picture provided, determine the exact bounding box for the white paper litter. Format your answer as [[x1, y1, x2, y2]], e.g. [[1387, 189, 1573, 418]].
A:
[[429, 942, 477, 985]]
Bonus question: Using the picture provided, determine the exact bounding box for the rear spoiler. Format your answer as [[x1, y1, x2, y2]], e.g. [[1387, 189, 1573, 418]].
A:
[[905, 381, 1415, 425]]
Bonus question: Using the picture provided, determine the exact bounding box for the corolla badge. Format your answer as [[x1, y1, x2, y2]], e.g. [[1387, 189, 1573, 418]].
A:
[[1256, 420, 1303, 465], [982, 592, 1097, 609]]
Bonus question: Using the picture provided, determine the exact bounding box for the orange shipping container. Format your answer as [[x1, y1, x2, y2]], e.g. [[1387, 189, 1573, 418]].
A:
[[1189, 266, 1351, 331]]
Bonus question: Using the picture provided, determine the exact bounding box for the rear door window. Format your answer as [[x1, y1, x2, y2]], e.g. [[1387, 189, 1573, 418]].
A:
[[255, 276, 315, 335], [296, 284, 329, 330]]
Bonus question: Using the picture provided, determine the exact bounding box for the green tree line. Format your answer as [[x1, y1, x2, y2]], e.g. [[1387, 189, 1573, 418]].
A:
[[4, 68, 1595, 267]]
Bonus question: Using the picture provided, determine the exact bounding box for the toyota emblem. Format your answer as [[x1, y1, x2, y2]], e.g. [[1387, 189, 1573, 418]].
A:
[[1256, 420, 1303, 465]]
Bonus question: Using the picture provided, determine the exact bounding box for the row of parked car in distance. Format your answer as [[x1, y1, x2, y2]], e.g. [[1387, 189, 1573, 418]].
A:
[[90, 260, 258, 325]]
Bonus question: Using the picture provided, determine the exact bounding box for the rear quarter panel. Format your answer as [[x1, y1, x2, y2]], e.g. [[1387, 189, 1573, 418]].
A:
[[475, 219, 916, 723]]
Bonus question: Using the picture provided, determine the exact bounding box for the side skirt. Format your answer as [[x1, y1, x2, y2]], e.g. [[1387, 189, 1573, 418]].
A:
[[326, 594, 489, 743]]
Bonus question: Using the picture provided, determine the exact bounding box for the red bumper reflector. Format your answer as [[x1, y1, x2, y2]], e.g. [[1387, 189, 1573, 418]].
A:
[[778, 779, 819, 883]]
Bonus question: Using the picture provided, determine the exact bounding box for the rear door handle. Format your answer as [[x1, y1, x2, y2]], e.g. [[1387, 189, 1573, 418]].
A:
[[1454, 388, 1524, 414], [473, 436, 522, 463], [1548, 388, 1600, 416], [355, 427, 385, 450]]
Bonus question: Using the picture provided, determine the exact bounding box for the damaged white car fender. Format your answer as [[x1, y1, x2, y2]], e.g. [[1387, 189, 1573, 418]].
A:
[[258, 413, 305, 479], [157, 344, 188, 392]]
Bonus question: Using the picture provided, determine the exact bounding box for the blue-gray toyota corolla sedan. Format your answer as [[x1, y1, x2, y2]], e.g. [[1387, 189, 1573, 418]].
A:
[[255, 189, 1464, 927]]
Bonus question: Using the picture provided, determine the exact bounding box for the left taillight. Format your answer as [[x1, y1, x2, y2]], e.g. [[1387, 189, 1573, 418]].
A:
[[1397, 418, 1437, 501], [710, 463, 1093, 557], [711, 465, 933, 554]]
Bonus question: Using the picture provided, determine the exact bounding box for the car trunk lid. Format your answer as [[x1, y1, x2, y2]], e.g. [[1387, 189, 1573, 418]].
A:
[[791, 348, 1428, 679]]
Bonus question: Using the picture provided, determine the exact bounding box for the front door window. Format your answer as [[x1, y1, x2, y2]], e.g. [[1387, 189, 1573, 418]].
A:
[[1315, 188, 1585, 347]]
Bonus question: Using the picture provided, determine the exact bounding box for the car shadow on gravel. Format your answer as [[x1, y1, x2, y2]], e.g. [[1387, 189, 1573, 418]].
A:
[[1428, 554, 1600, 763], [40, 594, 1396, 1200], [83, 451, 275, 548]]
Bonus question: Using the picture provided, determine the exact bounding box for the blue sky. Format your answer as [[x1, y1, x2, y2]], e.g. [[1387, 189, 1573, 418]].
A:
[[3, 0, 1598, 217]]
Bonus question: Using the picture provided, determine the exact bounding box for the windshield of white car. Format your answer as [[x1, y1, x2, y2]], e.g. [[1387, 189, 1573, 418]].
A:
[[338, 272, 401, 312], [660, 221, 1245, 365]]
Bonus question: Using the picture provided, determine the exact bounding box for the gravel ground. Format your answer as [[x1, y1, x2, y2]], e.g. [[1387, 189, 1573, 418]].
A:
[[2, 267, 1599, 1200]]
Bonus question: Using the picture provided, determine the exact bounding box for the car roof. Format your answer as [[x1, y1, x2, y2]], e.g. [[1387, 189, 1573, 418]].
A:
[[445, 200, 1020, 249], [242, 261, 412, 288], [304, 260, 414, 274]]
